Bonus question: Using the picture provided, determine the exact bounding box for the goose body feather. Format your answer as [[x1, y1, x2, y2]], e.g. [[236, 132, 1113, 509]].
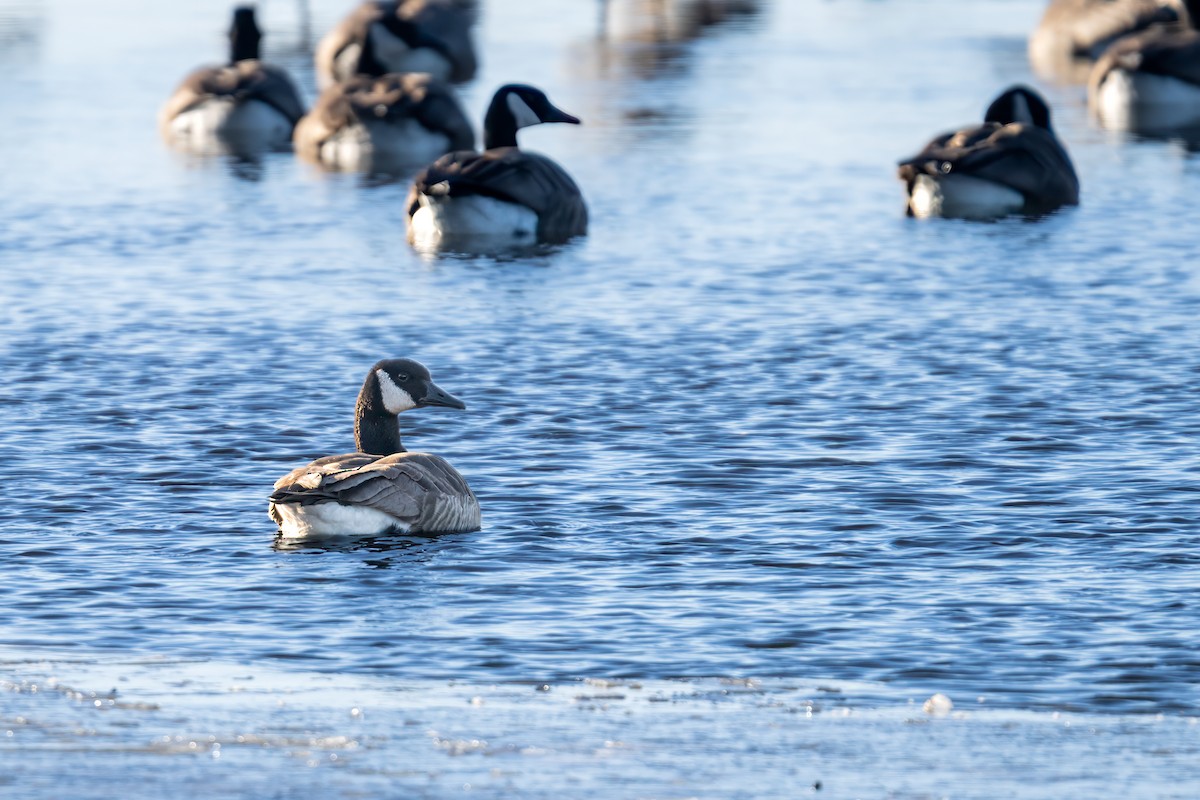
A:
[[160, 60, 304, 150], [1089, 28, 1200, 131], [898, 88, 1079, 219], [315, 0, 476, 89], [406, 147, 587, 244], [270, 451, 480, 538], [294, 73, 473, 171]]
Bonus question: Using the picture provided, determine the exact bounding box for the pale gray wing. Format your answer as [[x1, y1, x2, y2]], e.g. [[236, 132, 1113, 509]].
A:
[[270, 451, 477, 530]]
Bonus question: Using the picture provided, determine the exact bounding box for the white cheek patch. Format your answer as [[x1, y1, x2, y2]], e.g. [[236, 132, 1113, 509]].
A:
[[376, 369, 417, 414], [506, 92, 542, 129]]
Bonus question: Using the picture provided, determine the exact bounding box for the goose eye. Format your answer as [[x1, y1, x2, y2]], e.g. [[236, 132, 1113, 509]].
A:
[[395, 373, 409, 382]]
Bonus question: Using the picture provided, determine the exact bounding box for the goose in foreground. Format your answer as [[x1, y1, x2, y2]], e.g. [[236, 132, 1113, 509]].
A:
[[160, 7, 305, 152], [405, 84, 587, 248], [315, 0, 477, 89], [1029, 0, 1197, 81], [269, 359, 480, 539], [1089, 26, 1200, 132], [293, 72, 474, 172], [897, 86, 1080, 220]]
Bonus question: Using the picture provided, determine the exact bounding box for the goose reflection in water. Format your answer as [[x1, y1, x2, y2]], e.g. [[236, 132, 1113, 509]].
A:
[[567, 0, 761, 138]]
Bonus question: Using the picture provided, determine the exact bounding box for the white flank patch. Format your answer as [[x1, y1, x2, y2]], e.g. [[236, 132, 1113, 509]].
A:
[[909, 174, 1024, 220], [272, 501, 409, 539], [409, 194, 539, 247], [168, 98, 291, 150], [376, 369, 417, 414], [506, 92, 542, 129], [1094, 69, 1200, 133], [318, 122, 373, 171], [367, 23, 452, 81]]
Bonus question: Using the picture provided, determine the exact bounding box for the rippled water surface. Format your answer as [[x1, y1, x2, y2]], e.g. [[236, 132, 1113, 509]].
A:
[[3, 0, 1200, 796]]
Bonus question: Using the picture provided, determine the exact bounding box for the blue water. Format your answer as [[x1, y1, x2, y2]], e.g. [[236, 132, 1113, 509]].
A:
[[2, 0, 1200, 796]]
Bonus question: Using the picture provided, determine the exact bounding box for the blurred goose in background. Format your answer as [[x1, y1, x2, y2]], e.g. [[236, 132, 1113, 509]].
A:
[[1089, 25, 1200, 132], [315, 0, 477, 89], [1029, 0, 1198, 82], [269, 358, 480, 539], [160, 6, 305, 153], [293, 72, 473, 172], [897, 86, 1080, 220], [405, 84, 587, 248], [599, 0, 760, 45]]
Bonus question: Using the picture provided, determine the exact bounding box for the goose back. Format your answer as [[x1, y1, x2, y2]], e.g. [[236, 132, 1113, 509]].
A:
[[406, 147, 588, 243], [1033, 0, 1186, 58], [315, 0, 477, 88], [270, 451, 480, 536], [161, 60, 305, 132], [294, 72, 474, 167], [898, 87, 1079, 218]]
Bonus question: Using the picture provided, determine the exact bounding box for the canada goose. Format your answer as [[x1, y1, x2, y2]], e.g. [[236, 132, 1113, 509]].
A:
[[269, 359, 480, 539], [405, 84, 587, 247], [1089, 26, 1200, 132], [293, 72, 473, 172], [897, 86, 1080, 220], [315, 0, 477, 90], [160, 7, 305, 152], [1029, 0, 1198, 81]]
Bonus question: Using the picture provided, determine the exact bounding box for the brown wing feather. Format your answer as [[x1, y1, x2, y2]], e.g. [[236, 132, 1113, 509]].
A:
[[1035, 0, 1184, 57], [407, 147, 588, 242], [1091, 27, 1200, 89], [314, 1, 383, 85], [293, 72, 473, 160], [314, 0, 476, 85], [160, 61, 304, 131], [269, 451, 478, 531]]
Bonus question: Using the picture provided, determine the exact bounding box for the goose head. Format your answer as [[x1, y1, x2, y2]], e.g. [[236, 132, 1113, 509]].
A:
[[229, 6, 263, 63], [369, 358, 466, 415], [484, 84, 581, 149], [984, 85, 1053, 130]]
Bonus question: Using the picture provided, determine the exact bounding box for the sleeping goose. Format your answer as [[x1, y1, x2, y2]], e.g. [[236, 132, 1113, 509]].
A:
[[160, 7, 305, 152], [897, 86, 1080, 220], [315, 0, 477, 90], [269, 359, 480, 539], [405, 84, 587, 247], [1029, 0, 1197, 81], [293, 72, 474, 172], [1089, 25, 1200, 132]]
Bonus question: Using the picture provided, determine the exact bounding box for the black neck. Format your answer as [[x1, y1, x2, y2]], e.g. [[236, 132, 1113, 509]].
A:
[[484, 96, 519, 149], [229, 12, 262, 62], [354, 375, 405, 455]]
